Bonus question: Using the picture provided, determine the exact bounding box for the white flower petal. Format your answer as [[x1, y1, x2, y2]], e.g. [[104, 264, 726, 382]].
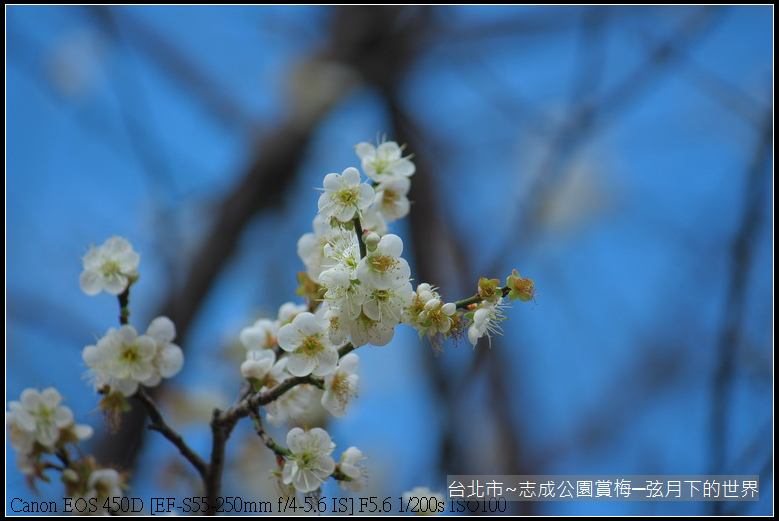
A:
[[376, 141, 401, 159], [74, 424, 94, 441], [54, 406, 74, 428], [338, 353, 359, 373], [146, 316, 176, 343], [286, 427, 306, 452], [312, 347, 338, 377], [102, 273, 129, 295], [79, 270, 103, 295], [277, 323, 303, 352], [20, 389, 42, 410], [287, 354, 316, 377], [341, 166, 361, 185], [158, 344, 184, 378], [353, 142, 375, 160], [322, 173, 342, 191]]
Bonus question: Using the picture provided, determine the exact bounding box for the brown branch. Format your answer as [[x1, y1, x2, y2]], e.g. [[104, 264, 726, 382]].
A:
[[203, 374, 322, 515], [249, 408, 291, 457], [133, 387, 208, 478], [217, 375, 323, 430]]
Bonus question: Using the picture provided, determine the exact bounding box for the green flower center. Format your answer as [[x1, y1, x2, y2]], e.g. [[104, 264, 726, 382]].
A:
[[102, 260, 121, 277], [120, 343, 141, 364], [368, 254, 395, 274], [335, 188, 358, 207], [299, 335, 323, 356]]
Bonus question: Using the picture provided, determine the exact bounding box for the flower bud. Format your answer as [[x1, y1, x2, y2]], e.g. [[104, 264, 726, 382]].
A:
[[363, 231, 381, 252], [477, 277, 502, 303]]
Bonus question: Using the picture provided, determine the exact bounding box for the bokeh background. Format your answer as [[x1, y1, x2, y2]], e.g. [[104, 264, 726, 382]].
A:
[[6, 5, 773, 515]]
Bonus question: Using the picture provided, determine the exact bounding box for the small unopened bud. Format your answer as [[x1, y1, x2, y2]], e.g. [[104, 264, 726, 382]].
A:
[[363, 232, 381, 252], [424, 298, 442, 311], [477, 277, 502, 303]]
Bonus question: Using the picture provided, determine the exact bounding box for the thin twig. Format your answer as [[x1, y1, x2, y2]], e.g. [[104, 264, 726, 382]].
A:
[[248, 408, 291, 457], [117, 288, 130, 326], [353, 217, 367, 259], [133, 387, 208, 478]]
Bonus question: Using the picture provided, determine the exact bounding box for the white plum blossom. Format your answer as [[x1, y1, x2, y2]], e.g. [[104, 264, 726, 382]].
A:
[[85, 468, 123, 512], [337, 446, 367, 492], [6, 413, 37, 455], [354, 140, 415, 181], [320, 272, 364, 321], [83, 319, 184, 397], [264, 383, 317, 427], [297, 215, 341, 281], [6, 387, 91, 453], [321, 353, 359, 417], [240, 349, 277, 382], [317, 167, 375, 223], [240, 318, 278, 351], [15, 452, 37, 476], [277, 302, 308, 326], [323, 306, 350, 346], [403, 283, 458, 338], [355, 234, 410, 290], [319, 238, 360, 289], [79, 236, 140, 296], [277, 312, 338, 377], [402, 283, 439, 328], [265, 356, 291, 386], [282, 427, 336, 493], [467, 298, 509, 347], [347, 312, 396, 347], [259, 357, 318, 426], [362, 281, 412, 326], [415, 283, 440, 305], [373, 175, 411, 222], [142, 317, 184, 387], [83, 325, 155, 396], [418, 299, 457, 335]]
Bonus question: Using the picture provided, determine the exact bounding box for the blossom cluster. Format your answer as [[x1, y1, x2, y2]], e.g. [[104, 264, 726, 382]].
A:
[[298, 141, 417, 348], [82, 317, 184, 398], [234, 137, 534, 496], [7, 138, 534, 510], [6, 388, 93, 475], [6, 386, 124, 510], [280, 427, 367, 493], [74, 237, 185, 399]]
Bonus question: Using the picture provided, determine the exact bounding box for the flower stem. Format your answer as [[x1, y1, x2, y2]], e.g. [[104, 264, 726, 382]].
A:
[[249, 409, 291, 457], [134, 387, 208, 478], [353, 217, 367, 259], [454, 285, 511, 309], [338, 342, 355, 358], [118, 287, 131, 325]]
